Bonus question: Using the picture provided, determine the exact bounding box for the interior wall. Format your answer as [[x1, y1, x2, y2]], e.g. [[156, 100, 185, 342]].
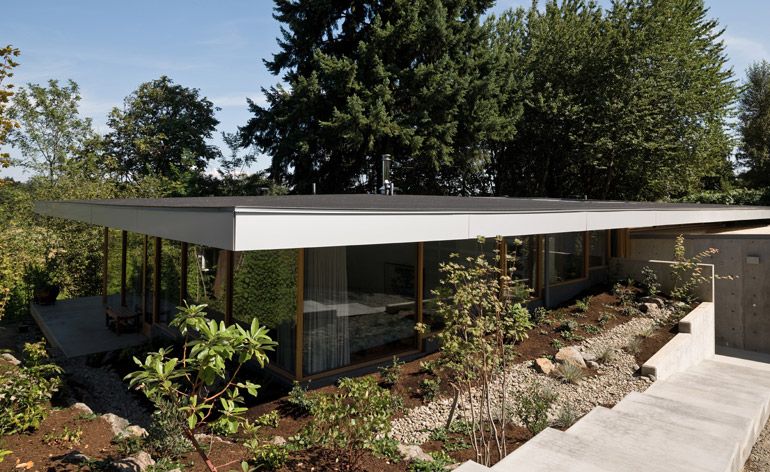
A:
[[629, 233, 770, 354]]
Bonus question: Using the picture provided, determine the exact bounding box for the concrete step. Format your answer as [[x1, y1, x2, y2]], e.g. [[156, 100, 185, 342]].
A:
[[565, 406, 738, 472], [645, 375, 767, 436], [696, 358, 770, 386], [714, 350, 770, 372], [613, 391, 755, 464], [492, 428, 612, 472], [665, 370, 770, 428]]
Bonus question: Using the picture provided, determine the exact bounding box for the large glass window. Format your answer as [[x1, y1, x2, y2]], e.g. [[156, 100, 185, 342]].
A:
[[125, 233, 149, 321], [505, 235, 539, 296], [589, 231, 608, 268], [547, 232, 585, 284], [423, 238, 498, 331], [184, 245, 227, 321], [232, 250, 297, 374], [157, 240, 182, 323], [105, 229, 123, 307], [303, 243, 418, 376]]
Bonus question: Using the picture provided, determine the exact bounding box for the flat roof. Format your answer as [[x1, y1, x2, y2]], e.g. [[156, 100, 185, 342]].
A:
[[34, 195, 770, 251]]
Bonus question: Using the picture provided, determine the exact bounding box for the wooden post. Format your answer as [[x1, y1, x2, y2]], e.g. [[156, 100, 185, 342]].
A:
[[225, 250, 234, 325], [180, 242, 188, 304], [153, 237, 161, 324], [295, 248, 304, 380], [102, 227, 109, 305], [120, 230, 127, 307]]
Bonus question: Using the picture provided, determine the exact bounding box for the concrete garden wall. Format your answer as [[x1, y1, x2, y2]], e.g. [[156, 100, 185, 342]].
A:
[[640, 302, 715, 381]]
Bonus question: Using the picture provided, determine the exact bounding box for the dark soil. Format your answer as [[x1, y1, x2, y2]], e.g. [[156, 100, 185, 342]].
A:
[[1, 407, 122, 472], [632, 317, 679, 367], [421, 423, 532, 464], [277, 447, 404, 472]]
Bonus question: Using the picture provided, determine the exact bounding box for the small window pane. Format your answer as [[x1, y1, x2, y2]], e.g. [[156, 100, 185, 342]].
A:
[[506, 235, 538, 295]]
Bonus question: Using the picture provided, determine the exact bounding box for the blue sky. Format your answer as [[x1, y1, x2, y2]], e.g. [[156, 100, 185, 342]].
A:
[[2, 1, 769, 181]]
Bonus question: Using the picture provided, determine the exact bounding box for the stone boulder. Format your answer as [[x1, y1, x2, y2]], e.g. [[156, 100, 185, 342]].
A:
[[640, 302, 662, 318], [111, 451, 155, 472], [555, 347, 587, 368], [101, 413, 129, 437], [534, 358, 555, 375], [121, 425, 148, 438], [398, 443, 433, 462], [639, 296, 665, 308], [1, 353, 20, 366], [71, 403, 93, 416]]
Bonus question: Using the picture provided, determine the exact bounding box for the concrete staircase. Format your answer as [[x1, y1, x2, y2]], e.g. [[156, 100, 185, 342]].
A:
[[455, 354, 770, 472]]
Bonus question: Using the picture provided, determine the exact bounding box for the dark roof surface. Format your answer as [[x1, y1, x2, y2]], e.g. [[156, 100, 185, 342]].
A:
[[49, 194, 768, 213]]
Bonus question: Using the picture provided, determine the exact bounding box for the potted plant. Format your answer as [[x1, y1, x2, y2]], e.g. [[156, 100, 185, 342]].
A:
[[26, 263, 60, 306]]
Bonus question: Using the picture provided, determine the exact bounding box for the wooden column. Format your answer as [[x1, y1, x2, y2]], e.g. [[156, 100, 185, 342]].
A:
[[180, 242, 189, 304], [102, 227, 109, 305], [120, 230, 127, 307], [416, 242, 424, 352], [224, 250, 234, 325], [152, 237, 161, 324], [295, 248, 305, 380]]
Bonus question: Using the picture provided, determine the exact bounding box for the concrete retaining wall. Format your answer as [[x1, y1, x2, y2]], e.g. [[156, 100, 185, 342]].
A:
[[641, 302, 715, 381]]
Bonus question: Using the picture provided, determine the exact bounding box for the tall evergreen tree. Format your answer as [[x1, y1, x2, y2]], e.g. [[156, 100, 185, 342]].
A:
[[737, 60, 770, 188], [242, 0, 521, 195]]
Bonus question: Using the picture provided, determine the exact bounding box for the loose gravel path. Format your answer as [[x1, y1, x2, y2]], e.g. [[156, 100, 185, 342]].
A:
[[391, 310, 670, 444], [744, 419, 770, 471]]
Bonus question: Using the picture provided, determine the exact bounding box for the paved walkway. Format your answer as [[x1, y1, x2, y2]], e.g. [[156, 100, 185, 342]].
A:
[[457, 353, 770, 472]]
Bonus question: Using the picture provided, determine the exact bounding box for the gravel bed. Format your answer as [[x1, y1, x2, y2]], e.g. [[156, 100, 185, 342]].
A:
[[391, 310, 671, 444]]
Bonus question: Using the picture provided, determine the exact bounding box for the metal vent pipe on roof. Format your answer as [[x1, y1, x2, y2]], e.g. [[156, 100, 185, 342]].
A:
[[380, 154, 394, 195]]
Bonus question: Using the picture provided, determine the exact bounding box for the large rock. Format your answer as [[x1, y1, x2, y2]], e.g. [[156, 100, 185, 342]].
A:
[[639, 296, 665, 308], [112, 451, 155, 472], [271, 435, 287, 446], [398, 443, 433, 462], [555, 347, 587, 368], [534, 358, 555, 375], [640, 302, 662, 318], [580, 351, 597, 363], [121, 425, 148, 438], [101, 413, 129, 437], [1, 353, 20, 366], [71, 403, 93, 416], [57, 451, 90, 464]]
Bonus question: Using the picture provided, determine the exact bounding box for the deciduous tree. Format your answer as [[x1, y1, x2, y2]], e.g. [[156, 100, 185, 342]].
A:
[[737, 60, 770, 188]]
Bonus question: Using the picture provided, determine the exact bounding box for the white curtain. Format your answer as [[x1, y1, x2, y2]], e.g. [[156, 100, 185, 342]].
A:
[[303, 246, 351, 375]]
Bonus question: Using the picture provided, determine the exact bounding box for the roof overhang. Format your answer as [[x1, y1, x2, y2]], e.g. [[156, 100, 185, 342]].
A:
[[34, 197, 770, 251]]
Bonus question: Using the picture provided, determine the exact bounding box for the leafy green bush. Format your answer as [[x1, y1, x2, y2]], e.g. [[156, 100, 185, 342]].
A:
[[515, 383, 557, 435], [554, 403, 579, 429], [0, 340, 62, 435], [255, 410, 280, 428], [640, 266, 661, 296], [303, 376, 395, 469], [126, 303, 275, 471], [370, 436, 401, 462], [286, 380, 315, 415], [145, 397, 192, 458], [408, 451, 454, 472], [419, 377, 441, 402], [379, 356, 404, 387], [245, 441, 289, 470], [531, 306, 548, 325], [574, 296, 592, 314]]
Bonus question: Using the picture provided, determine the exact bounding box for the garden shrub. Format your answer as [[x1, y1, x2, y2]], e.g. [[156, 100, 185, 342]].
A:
[[379, 355, 404, 387], [0, 340, 62, 435], [555, 362, 585, 384], [515, 382, 557, 435], [255, 410, 280, 428], [640, 266, 661, 297], [303, 376, 395, 470], [286, 380, 315, 414], [419, 377, 441, 402], [245, 441, 290, 470], [145, 397, 192, 458]]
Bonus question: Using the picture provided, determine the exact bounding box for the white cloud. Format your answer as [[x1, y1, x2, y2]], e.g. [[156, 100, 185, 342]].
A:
[[211, 92, 265, 108], [724, 34, 770, 66]]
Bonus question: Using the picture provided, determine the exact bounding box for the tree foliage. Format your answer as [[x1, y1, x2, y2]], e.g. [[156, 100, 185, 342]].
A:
[[8, 79, 96, 182], [247, 0, 736, 200], [106, 76, 221, 182], [737, 60, 770, 188], [0, 45, 20, 175]]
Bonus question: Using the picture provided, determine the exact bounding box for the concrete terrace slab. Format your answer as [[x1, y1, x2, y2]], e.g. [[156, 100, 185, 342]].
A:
[[30, 296, 147, 358]]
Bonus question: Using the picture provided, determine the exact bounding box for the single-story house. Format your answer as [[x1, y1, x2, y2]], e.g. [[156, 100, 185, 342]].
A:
[[32, 194, 770, 381]]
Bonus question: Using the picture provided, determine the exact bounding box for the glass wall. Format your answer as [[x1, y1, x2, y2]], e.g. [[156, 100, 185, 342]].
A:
[[423, 238, 498, 331], [505, 235, 539, 297], [547, 232, 585, 284], [589, 230, 608, 268], [105, 229, 123, 306], [125, 233, 149, 321], [232, 249, 297, 374], [303, 243, 418, 376], [157, 240, 182, 323], [184, 245, 227, 321]]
